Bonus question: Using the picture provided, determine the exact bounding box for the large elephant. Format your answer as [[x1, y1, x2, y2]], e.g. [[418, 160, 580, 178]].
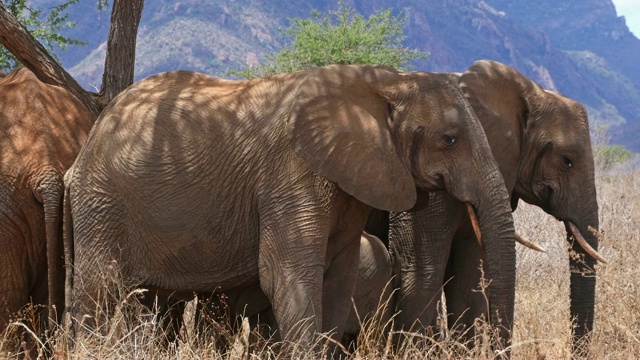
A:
[[0, 69, 94, 346], [361, 60, 605, 353], [63, 64, 516, 351]]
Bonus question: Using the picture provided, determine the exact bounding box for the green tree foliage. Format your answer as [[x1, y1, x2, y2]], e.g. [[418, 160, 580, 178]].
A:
[[0, 0, 84, 71], [230, 2, 428, 78]]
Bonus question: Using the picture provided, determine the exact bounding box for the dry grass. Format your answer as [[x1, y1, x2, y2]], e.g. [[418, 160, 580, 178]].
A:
[[2, 168, 638, 359], [511, 167, 640, 359]]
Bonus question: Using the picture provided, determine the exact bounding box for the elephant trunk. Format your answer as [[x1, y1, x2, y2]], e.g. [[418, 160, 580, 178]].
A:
[[452, 160, 516, 351], [475, 178, 516, 350], [565, 203, 599, 353]]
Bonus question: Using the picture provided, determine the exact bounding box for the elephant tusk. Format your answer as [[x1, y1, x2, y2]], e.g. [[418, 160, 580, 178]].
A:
[[515, 233, 547, 253], [567, 221, 608, 264], [466, 203, 484, 254]]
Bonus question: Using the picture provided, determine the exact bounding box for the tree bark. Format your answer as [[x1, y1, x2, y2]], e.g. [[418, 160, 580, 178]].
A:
[[0, 0, 144, 115], [0, 3, 101, 116], [99, 0, 144, 106]]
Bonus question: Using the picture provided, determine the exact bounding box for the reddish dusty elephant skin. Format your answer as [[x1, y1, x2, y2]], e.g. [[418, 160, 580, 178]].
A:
[[0, 68, 95, 346]]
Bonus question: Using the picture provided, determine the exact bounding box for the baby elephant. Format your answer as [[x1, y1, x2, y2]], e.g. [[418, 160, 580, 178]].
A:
[[185, 232, 393, 348], [344, 232, 393, 340]]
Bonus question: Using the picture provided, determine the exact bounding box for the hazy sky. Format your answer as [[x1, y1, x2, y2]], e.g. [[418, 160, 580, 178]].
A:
[[612, 0, 640, 37]]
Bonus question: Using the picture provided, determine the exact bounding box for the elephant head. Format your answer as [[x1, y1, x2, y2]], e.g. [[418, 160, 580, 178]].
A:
[[459, 60, 604, 349], [289, 65, 516, 345]]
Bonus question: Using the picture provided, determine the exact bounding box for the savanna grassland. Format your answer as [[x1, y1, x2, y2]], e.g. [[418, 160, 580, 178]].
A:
[[509, 167, 639, 359], [1, 166, 638, 359]]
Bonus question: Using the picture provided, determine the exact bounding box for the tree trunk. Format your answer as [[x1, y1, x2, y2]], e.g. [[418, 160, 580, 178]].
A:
[[0, 0, 144, 115], [99, 0, 144, 106], [0, 3, 100, 116]]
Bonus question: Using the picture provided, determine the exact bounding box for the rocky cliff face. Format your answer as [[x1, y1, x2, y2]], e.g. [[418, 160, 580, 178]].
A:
[[56, 0, 639, 150], [482, 0, 640, 149], [381, 0, 639, 150]]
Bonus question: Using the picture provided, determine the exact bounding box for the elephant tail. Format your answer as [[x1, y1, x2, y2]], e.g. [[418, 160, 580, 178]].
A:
[[62, 176, 75, 337], [38, 172, 65, 334]]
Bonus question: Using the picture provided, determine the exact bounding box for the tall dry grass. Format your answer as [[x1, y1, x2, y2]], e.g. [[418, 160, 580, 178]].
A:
[[509, 167, 640, 359], [1, 167, 638, 359]]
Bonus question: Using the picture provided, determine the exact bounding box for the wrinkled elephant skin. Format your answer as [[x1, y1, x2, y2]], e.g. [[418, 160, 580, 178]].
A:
[[64, 65, 515, 349], [362, 60, 601, 355], [0, 69, 94, 348]]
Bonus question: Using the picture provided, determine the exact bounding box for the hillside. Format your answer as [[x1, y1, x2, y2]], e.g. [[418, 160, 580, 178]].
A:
[[50, 0, 640, 150]]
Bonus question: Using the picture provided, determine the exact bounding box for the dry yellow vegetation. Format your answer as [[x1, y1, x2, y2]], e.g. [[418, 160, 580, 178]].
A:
[[2, 168, 638, 359]]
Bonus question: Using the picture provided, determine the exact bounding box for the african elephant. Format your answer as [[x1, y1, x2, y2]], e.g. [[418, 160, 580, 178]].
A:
[[0, 69, 94, 346], [345, 231, 393, 338], [188, 231, 391, 348], [63, 64, 516, 351], [360, 60, 605, 353]]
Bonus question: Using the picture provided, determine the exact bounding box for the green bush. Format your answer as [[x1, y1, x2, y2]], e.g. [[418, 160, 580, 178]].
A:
[[229, 1, 428, 78]]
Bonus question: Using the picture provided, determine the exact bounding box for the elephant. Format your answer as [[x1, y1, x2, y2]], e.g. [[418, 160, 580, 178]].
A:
[[357, 60, 605, 354], [63, 64, 516, 352], [0, 68, 95, 348], [197, 234, 393, 350], [185, 231, 392, 350], [344, 231, 393, 339]]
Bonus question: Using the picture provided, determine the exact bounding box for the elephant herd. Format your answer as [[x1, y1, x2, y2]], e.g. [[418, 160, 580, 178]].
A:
[[0, 60, 605, 357]]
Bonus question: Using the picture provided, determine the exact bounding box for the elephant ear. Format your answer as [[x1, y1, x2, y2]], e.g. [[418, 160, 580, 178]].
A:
[[458, 60, 544, 193], [288, 65, 416, 212]]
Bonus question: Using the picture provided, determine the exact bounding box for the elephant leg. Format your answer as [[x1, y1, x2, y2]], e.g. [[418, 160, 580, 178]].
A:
[[222, 284, 275, 345], [70, 226, 129, 338], [258, 201, 368, 354], [253, 306, 279, 341], [390, 206, 457, 333], [30, 267, 50, 336], [225, 287, 281, 346], [135, 290, 190, 347], [343, 232, 393, 349], [190, 292, 228, 349], [444, 229, 486, 344], [322, 230, 361, 341], [0, 242, 33, 354], [0, 281, 29, 353], [258, 218, 327, 348], [158, 296, 187, 345], [71, 260, 119, 336], [195, 288, 280, 350], [229, 285, 280, 347]]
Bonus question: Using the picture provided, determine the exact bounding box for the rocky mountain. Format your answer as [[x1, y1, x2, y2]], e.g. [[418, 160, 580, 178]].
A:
[[48, 0, 640, 150]]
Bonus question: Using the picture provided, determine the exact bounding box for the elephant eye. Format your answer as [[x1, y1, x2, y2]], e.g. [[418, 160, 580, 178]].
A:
[[563, 156, 573, 169], [443, 134, 457, 147]]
